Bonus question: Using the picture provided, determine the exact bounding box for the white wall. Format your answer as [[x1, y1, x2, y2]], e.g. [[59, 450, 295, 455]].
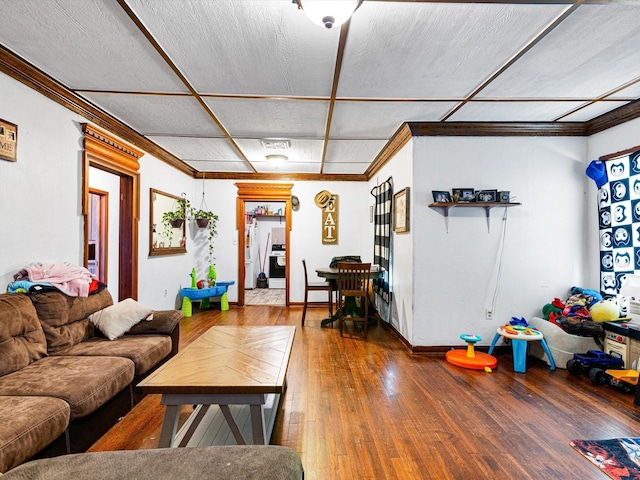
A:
[[411, 135, 589, 347], [586, 117, 640, 289], [0, 72, 85, 288], [289, 181, 372, 304], [367, 142, 414, 340]]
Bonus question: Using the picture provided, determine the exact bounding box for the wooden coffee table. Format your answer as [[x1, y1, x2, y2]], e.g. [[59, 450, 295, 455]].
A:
[[137, 325, 295, 448]]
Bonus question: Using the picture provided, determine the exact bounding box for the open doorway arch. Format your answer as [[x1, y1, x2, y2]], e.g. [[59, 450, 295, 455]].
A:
[[82, 124, 143, 300], [236, 183, 293, 307]]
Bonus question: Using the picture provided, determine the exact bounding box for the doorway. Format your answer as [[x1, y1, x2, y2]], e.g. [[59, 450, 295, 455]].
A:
[[235, 183, 293, 307], [82, 124, 143, 300], [87, 189, 108, 284]]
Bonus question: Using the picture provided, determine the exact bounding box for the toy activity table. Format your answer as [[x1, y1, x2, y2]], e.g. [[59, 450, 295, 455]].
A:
[[488, 324, 556, 373], [180, 281, 235, 317]]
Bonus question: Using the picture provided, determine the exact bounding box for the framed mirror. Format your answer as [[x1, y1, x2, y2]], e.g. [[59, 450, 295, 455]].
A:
[[150, 188, 187, 256]]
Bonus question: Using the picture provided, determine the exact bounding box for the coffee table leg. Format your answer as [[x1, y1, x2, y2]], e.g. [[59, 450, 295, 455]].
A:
[[219, 405, 247, 445], [158, 404, 181, 448], [250, 403, 266, 444]]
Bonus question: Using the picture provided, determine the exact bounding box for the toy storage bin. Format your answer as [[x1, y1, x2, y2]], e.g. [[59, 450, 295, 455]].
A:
[[528, 317, 601, 369]]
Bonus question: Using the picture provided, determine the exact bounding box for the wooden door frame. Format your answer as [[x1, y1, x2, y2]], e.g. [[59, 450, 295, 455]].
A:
[[236, 183, 293, 307], [88, 188, 109, 283], [82, 124, 143, 300]]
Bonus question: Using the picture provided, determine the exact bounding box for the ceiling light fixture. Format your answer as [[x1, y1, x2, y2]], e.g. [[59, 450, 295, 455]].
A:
[[266, 154, 288, 168], [293, 0, 364, 29]]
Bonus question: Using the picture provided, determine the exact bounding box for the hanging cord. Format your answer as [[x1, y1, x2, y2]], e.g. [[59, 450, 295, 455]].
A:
[[485, 203, 511, 316], [199, 172, 208, 212]]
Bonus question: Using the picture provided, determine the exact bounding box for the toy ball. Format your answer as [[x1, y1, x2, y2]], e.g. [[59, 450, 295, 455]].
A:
[[197, 279, 204, 289], [590, 299, 620, 322]]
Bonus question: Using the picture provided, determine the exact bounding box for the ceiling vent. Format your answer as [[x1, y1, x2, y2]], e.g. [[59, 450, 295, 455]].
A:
[[261, 139, 291, 150]]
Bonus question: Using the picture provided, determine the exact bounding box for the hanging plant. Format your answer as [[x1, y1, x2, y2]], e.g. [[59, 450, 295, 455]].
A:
[[161, 193, 191, 246], [193, 209, 219, 261]]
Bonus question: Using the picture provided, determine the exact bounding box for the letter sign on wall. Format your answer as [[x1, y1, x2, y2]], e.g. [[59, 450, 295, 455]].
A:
[[322, 194, 338, 245]]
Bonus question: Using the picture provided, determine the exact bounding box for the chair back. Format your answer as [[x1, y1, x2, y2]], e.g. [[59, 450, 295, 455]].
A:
[[302, 259, 309, 286], [336, 262, 371, 297]]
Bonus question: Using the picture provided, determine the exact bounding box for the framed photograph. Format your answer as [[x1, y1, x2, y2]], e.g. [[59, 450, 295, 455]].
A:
[[0, 118, 17, 162], [453, 188, 475, 202], [432, 190, 452, 203], [393, 187, 410, 233], [476, 189, 498, 203]]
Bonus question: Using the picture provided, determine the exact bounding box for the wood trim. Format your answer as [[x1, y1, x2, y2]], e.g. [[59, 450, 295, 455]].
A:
[[204, 172, 366, 181], [587, 100, 640, 135], [364, 123, 413, 179], [235, 183, 293, 307], [83, 124, 140, 299], [0, 45, 194, 176], [406, 121, 587, 136]]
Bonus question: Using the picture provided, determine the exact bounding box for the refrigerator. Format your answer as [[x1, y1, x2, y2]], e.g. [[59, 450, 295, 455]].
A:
[[244, 221, 259, 289]]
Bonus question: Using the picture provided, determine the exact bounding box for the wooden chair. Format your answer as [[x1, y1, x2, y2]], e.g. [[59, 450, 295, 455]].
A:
[[336, 262, 372, 338], [302, 259, 334, 326]]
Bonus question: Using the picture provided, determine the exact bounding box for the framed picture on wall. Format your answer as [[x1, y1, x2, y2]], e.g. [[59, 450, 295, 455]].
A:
[[432, 190, 452, 203], [393, 187, 410, 233], [452, 188, 475, 202], [476, 190, 498, 202]]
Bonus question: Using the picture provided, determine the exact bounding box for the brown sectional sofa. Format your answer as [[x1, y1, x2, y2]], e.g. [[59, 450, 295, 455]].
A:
[[0, 289, 182, 473]]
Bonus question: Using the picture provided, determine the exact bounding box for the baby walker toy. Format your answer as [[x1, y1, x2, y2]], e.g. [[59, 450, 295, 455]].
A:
[[446, 334, 497, 372]]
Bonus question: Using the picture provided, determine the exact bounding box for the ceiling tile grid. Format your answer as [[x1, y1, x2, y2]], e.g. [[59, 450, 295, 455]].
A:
[[0, 1, 638, 178]]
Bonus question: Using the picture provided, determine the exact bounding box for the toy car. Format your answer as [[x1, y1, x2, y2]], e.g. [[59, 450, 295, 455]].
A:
[[566, 350, 625, 382]]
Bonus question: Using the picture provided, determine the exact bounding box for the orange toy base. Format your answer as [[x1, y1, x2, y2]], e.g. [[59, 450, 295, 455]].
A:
[[446, 349, 498, 371]]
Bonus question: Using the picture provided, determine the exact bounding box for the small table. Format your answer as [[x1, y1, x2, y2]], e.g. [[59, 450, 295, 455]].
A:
[[488, 325, 556, 373], [316, 265, 384, 327], [180, 281, 235, 317], [138, 325, 295, 448]]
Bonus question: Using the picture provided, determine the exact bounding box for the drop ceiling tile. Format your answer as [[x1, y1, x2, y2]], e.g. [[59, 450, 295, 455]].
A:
[[339, 2, 568, 98], [331, 101, 458, 139], [253, 161, 321, 174], [608, 81, 640, 100], [128, 0, 339, 96], [204, 98, 329, 138], [323, 162, 370, 175], [184, 160, 253, 173], [449, 101, 586, 122], [0, 0, 187, 92], [235, 139, 323, 164], [325, 140, 388, 165], [81, 93, 223, 136], [148, 136, 243, 161], [558, 101, 631, 122], [479, 5, 640, 98]]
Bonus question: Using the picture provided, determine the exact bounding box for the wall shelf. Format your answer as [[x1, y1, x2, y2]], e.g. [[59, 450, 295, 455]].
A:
[[428, 202, 521, 233]]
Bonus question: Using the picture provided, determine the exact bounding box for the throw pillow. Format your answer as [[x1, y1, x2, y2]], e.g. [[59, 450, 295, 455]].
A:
[[88, 298, 154, 340]]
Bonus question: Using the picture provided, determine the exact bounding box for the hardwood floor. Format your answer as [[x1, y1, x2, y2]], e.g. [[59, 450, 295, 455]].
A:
[[89, 305, 640, 479]]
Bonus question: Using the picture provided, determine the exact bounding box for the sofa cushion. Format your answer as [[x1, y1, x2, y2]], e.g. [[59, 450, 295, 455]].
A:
[[29, 289, 113, 354], [0, 294, 48, 376], [54, 335, 172, 376], [0, 356, 134, 420], [0, 446, 304, 480], [0, 395, 70, 473], [88, 298, 153, 340]]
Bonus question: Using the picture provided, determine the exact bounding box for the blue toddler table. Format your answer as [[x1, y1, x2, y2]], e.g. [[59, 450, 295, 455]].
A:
[[180, 281, 235, 317], [488, 324, 556, 373]]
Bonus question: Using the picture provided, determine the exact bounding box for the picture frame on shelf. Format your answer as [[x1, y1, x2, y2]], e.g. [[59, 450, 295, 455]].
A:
[[453, 188, 475, 202], [393, 187, 410, 233], [476, 189, 498, 202], [432, 190, 451, 203]]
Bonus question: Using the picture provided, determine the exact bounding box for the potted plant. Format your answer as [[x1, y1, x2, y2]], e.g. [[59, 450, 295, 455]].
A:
[[192, 209, 219, 260], [161, 194, 191, 246]]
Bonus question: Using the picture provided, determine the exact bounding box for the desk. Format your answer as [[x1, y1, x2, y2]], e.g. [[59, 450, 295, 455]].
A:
[[488, 324, 556, 373], [316, 266, 384, 327], [138, 325, 295, 447]]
